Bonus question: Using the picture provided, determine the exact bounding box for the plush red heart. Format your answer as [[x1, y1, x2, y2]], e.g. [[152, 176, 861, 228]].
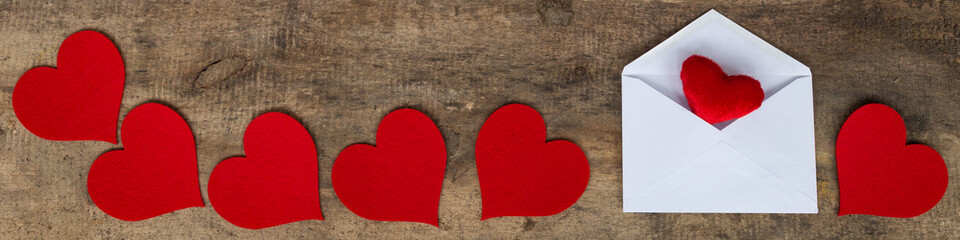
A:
[[208, 112, 323, 229], [87, 103, 203, 221], [475, 104, 589, 220], [680, 55, 763, 124], [332, 109, 446, 226], [12, 30, 125, 143], [836, 103, 948, 218]]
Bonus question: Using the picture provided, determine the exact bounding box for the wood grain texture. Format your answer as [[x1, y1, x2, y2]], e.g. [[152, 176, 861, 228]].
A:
[[1, 0, 958, 238]]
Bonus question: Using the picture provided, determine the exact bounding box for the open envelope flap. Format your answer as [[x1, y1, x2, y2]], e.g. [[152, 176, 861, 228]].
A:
[[625, 142, 816, 213], [621, 10, 812, 110], [720, 76, 817, 202], [622, 76, 723, 202]]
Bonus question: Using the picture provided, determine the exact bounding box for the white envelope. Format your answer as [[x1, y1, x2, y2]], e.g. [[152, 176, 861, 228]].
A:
[[621, 10, 817, 213]]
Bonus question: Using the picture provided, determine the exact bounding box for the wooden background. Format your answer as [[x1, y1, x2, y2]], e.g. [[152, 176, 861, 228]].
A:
[[1, 0, 959, 238]]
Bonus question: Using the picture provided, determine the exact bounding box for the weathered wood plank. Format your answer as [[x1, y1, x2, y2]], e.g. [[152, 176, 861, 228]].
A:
[[1, 0, 958, 238]]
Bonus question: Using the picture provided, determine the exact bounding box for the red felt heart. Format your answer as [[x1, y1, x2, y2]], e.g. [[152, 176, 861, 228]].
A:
[[87, 103, 203, 221], [12, 30, 125, 143], [209, 112, 323, 229], [475, 104, 589, 220], [332, 109, 446, 226], [837, 103, 948, 218], [680, 55, 763, 124]]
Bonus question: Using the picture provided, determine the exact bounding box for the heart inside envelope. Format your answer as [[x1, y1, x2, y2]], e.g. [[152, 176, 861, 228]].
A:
[[628, 58, 803, 130], [681, 55, 764, 125]]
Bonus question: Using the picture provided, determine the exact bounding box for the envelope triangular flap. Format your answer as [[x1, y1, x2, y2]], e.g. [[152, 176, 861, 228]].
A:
[[625, 142, 815, 213], [720, 76, 817, 202], [622, 78, 723, 202], [621, 10, 811, 111]]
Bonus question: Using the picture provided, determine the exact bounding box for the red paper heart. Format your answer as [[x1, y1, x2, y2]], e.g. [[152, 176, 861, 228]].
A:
[[837, 103, 948, 218], [475, 104, 589, 220], [12, 30, 125, 143], [681, 55, 763, 124], [332, 109, 446, 226], [209, 112, 323, 229], [87, 103, 203, 221]]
